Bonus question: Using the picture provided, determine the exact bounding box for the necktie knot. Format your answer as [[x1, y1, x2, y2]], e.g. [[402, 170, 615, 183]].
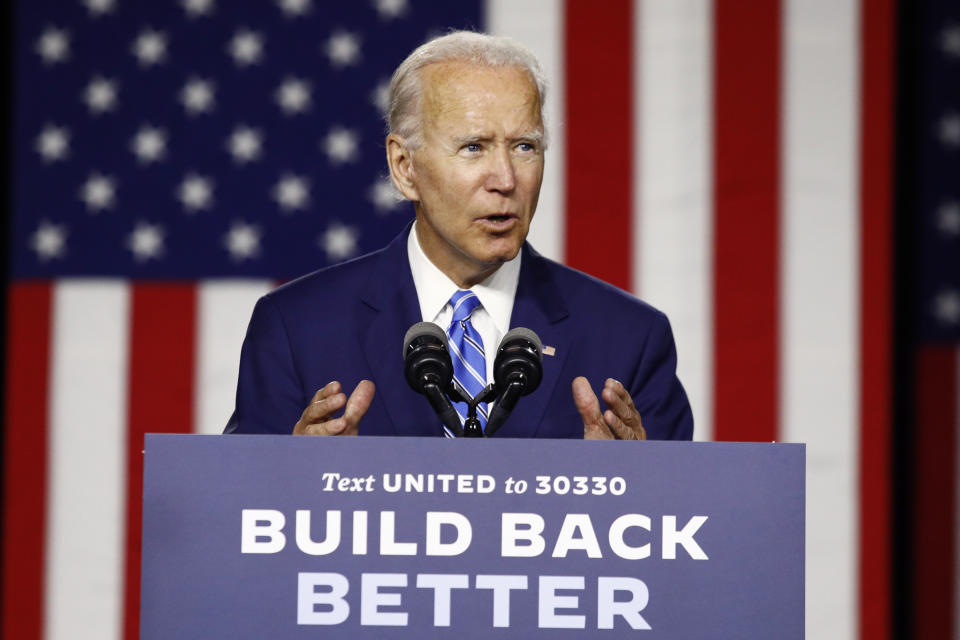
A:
[[449, 290, 482, 324]]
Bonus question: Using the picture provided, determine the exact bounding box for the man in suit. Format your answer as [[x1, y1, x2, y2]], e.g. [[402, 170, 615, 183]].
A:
[[226, 31, 692, 440]]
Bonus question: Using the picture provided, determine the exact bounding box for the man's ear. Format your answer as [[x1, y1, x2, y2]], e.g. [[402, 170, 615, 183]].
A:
[[385, 134, 419, 202]]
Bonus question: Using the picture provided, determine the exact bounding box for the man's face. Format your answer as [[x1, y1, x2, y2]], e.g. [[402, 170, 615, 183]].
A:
[[396, 61, 545, 287]]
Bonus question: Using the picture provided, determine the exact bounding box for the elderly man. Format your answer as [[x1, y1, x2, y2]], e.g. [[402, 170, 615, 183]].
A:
[[225, 31, 692, 440]]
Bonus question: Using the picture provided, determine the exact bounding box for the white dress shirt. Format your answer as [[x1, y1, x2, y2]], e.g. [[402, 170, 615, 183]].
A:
[[407, 221, 521, 384]]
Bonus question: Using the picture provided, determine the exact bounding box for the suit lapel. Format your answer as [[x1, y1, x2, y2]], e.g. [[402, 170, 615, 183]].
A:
[[501, 244, 570, 437], [359, 226, 442, 436]]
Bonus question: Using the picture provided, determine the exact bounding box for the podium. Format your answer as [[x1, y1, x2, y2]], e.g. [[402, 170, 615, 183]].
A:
[[140, 435, 804, 638]]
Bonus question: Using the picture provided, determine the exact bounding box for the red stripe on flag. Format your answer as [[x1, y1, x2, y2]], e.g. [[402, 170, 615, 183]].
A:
[[1, 282, 53, 640], [712, 0, 781, 442], [123, 284, 197, 640], [564, 0, 633, 290], [858, 0, 894, 637], [912, 346, 957, 639]]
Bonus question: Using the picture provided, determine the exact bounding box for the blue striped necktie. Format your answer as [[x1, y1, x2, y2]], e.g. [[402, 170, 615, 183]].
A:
[[445, 290, 488, 437]]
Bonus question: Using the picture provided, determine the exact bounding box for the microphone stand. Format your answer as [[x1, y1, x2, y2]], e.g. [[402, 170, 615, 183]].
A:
[[448, 383, 497, 438], [483, 374, 526, 437]]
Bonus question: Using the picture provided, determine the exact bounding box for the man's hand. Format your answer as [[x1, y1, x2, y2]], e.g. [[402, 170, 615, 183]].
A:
[[293, 380, 375, 436], [573, 376, 646, 440]]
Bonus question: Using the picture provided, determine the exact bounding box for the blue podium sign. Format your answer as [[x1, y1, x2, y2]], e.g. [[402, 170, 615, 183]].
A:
[[141, 435, 803, 638]]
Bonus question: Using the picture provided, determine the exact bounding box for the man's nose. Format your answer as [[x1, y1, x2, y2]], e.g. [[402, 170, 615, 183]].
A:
[[485, 146, 516, 193]]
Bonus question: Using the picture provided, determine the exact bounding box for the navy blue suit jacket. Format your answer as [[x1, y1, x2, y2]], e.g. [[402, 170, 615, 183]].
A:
[[225, 227, 693, 439]]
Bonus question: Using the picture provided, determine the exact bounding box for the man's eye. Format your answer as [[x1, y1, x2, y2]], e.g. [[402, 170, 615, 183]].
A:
[[517, 142, 536, 152], [463, 143, 482, 153]]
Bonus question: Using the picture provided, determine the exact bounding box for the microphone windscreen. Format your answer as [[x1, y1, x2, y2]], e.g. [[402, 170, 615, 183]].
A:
[[403, 321, 447, 357], [499, 327, 542, 357]]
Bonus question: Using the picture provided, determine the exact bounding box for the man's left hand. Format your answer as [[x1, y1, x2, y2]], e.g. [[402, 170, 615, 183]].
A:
[[573, 376, 646, 440]]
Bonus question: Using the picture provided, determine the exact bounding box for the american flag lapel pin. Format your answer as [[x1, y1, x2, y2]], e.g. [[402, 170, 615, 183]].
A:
[[543, 345, 556, 357]]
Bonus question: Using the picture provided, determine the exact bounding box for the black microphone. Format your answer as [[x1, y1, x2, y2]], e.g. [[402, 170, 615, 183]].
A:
[[403, 322, 464, 437], [484, 327, 543, 436]]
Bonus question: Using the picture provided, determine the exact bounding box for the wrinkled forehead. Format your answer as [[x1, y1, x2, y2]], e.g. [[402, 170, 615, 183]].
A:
[[419, 61, 542, 131]]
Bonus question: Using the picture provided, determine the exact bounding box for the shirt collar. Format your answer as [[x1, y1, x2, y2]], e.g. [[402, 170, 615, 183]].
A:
[[407, 221, 521, 334]]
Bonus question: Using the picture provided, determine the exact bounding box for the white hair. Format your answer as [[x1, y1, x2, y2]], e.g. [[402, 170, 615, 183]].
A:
[[386, 30, 548, 149]]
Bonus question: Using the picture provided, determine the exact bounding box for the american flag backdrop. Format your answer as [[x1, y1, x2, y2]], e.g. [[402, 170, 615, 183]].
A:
[[0, 0, 908, 638], [906, 0, 960, 638]]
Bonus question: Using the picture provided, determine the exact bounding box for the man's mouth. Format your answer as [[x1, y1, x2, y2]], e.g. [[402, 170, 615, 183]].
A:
[[481, 213, 517, 225]]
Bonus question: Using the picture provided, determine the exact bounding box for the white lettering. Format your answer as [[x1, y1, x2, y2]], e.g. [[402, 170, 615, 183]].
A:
[[416, 574, 469, 626], [597, 577, 651, 629], [295, 509, 341, 556], [360, 573, 408, 626], [240, 509, 285, 554], [379, 511, 417, 556], [425, 512, 472, 556], [476, 574, 528, 627], [352, 510, 367, 555], [552, 514, 602, 558], [501, 513, 545, 558], [608, 514, 651, 560], [662, 515, 708, 559], [538, 576, 586, 629], [297, 572, 349, 625]]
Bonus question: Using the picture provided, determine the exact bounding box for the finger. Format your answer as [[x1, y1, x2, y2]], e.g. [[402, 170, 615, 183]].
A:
[[341, 380, 376, 435], [572, 376, 613, 440], [601, 379, 646, 440], [601, 379, 641, 428], [309, 380, 342, 404], [301, 392, 347, 425], [294, 381, 347, 435]]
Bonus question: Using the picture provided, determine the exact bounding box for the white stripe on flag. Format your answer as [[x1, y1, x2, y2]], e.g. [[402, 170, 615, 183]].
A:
[[194, 280, 273, 435], [780, 1, 860, 637], [486, 0, 565, 261], [634, 0, 714, 442], [45, 281, 129, 640]]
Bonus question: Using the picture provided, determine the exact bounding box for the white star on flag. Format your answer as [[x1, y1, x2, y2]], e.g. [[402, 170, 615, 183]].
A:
[[177, 174, 214, 212], [272, 174, 310, 211], [369, 177, 402, 213], [322, 127, 360, 165], [325, 30, 361, 67], [132, 29, 168, 67], [36, 27, 70, 64], [180, 78, 215, 115], [277, 0, 312, 17], [942, 24, 960, 58], [275, 78, 311, 115], [83, 0, 116, 16], [127, 222, 165, 261], [182, 0, 215, 17], [30, 222, 68, 261], [228, 29, 264, 66], [35, 125, 70, 162], [320, 222, 359, 261], [374, 0, 409, 20], [933, 289, 960, 326], [224, 221, 261, 260], [370, 79, 390, 115], [79, 173, 117, 211], [940, 112, 960, 147], [227, 126, 263, 163], [131, 125, 167, 163], [938, 202, 960, 236], [83, 76, 118, 114]]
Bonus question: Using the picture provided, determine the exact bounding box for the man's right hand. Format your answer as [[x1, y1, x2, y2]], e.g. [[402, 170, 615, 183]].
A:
[[293, 380, 375, 436]]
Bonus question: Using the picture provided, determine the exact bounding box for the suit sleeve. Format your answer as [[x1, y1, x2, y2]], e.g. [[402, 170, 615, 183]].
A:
[[224, 295, 305, 435], [629, 311, 694, 440]]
